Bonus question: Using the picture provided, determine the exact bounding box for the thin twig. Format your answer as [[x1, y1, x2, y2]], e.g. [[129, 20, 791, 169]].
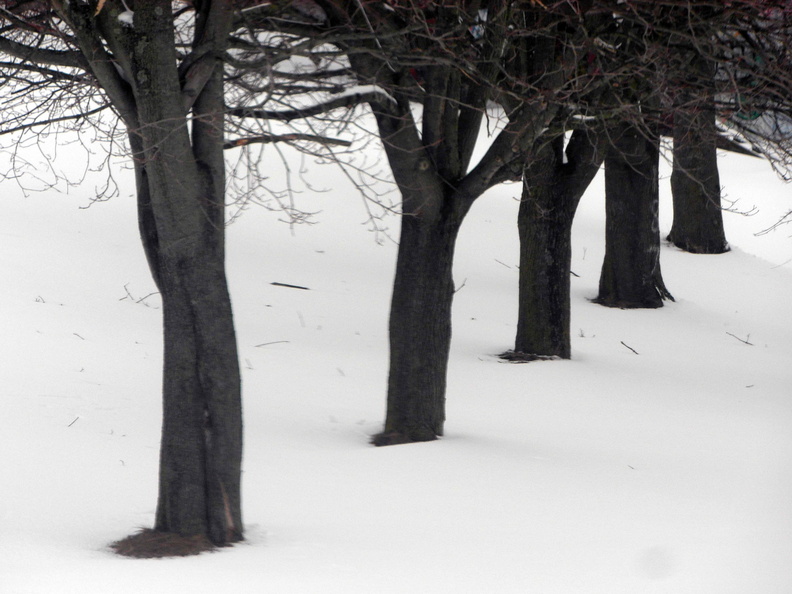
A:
[[254, 340, 290, 348], [271, 282, 310, 290], [136, 292, 159, 305], [67, 416, 80, 427], [726, 332, 753, 346], [620, 341, 639, 355], [0, 104, 110, 136]]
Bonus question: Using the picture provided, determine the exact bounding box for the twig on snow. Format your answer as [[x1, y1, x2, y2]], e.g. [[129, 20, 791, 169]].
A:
[[726, 332, 753, 346], [271, 282, 310, 290]]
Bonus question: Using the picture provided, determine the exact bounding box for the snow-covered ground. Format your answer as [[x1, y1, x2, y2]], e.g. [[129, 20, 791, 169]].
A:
[[1, 135, 791, 593]]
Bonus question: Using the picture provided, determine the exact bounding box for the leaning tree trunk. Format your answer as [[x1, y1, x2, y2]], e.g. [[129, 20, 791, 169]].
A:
[[668, 109, 729, 254], [132, 4, 243, 545], [373, 203, 463, 446], [597, 123, 673, 308], [515, 130, 603, 359]]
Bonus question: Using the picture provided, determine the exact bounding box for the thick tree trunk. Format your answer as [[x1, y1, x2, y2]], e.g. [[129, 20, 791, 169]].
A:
[[131, 3, 242, 545], [515, 131, 603, 359], [668, 109, 729, 254], [155, 243, 242, 544], [373, 207, 462, 446], [516, 193, 575, 359], [597, 123, 673, 308], [347, 33, 561, 445]]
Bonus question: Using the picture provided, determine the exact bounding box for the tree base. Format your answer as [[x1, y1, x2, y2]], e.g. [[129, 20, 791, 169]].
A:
[[110, 528, 218, 558], [591, 297, 665, 309], [498, 350, 562, 363], [371, 429, 439, 447], [667, 235, 730, 255]]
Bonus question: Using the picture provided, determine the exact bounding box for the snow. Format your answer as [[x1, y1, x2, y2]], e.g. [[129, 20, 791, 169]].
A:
[[335, 84, 398, 105], [117, 11, 134, 27], [1, 132, 791, 593]]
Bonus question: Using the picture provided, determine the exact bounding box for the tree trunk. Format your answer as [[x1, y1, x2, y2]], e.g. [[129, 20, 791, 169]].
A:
[[668, 110, 729, 254], [346, 29, 562, 445], [516, 186, 575, 358], [515, 131, 603, 359], [128, 131, 163, 292], [131, 3, 243, 545], [597, 123, 673, 308], [154, 243, 243, 545], [373, 206, 462, 446]]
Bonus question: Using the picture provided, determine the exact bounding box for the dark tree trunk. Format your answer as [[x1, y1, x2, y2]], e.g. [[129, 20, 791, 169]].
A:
[[130, 3, 243, 545], [597, 123, 673, 308], [667, 17, 729, 255], [343, 15, 564, 446], [517, 176, 575, 359], [515, 130, 603, 359], [362, 94, 468, 446], [55, 0, 242, 550], [154, 244, 243, 544], [373, 207, 462, 446], [128, 131, 162, 292], [668, 110, 729, 254]]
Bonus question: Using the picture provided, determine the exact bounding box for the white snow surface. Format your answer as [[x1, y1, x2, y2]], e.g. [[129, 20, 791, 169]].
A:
[[1, 136, 791, 593]]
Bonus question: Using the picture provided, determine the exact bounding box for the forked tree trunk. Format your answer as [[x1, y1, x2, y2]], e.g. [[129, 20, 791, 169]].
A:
[[597, 123, 673, 308], [131, 3, 243, 545], [515, 131, 603, 359], [668, 109, 729, 254], [56, 0, 242, 549], [345, 19, 562, 445], [373, 206, 463, 446]]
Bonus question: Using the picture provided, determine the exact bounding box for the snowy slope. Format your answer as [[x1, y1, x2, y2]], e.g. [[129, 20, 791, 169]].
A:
[[1, 138, 791, 593]]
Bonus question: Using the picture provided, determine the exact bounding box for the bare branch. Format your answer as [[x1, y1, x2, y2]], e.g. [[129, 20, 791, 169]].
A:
[[226, 89, 385, 122], [0, 102, 109, 135], [224, 132, 352, 149]]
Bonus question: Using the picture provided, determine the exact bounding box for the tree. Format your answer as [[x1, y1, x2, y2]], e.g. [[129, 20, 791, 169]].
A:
[[512, 126, 604, 359], [512, 0, 791, 354], [254, 0, 792, 439], [596, 120, 674, 308], [0, 1, 243, 550], [667, 51, 729, 254], [591, 0, 792, 304], [296, 1, 597, 444]]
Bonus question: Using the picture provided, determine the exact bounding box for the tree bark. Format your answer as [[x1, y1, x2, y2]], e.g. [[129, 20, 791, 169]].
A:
[[128, 131, 163, 292], [596, 123, 673, 308], [515, 130, 604, 359], [130, 2, 243, 545], [668, 109, 729, 254], [373, 208, 462, 445], [343, 12, 564, 445], [53, 0, 242, 548], [362, 94, 468, 446], [666, 13, 729, 254]]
